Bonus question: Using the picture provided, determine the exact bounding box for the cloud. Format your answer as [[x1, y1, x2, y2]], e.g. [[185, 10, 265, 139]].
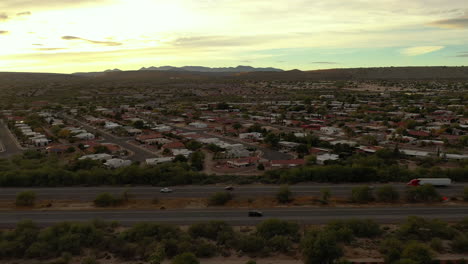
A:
[[311, 61, 339, 64], [400, 46, 444, 56], [0, 13, 8, 21], [36, 47, 66, 51], [428, 16, 468, 29], [0, 0, 111, 10], [0, 30, 9, 35], [61, 35, 122, 46], [455, 51, 468, 57], [16, 11, 31, 16]]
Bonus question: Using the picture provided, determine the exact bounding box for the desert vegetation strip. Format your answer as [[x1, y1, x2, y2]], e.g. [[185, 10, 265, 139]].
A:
[[0, 217, 467, 264]]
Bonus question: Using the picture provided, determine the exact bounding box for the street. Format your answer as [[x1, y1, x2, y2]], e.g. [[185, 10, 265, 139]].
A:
[[0, 184, 466, 201], [1, 206, 467, 227], [0, 119, 22, 159]]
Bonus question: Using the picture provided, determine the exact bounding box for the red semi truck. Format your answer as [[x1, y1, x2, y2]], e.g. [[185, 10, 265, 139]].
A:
[[407, 178, 452, 187]]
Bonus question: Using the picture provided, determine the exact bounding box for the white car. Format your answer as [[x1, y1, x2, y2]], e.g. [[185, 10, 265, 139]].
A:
[[160, 187, 173, 193]]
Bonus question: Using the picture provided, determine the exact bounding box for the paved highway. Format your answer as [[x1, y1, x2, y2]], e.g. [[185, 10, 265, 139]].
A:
[[1, 206, 467, 227], [1, 184, 466, 201], [0, 119, 22, 158]]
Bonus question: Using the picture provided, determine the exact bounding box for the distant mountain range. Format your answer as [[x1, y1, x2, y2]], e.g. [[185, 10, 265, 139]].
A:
[[138, 65, 284, 73]]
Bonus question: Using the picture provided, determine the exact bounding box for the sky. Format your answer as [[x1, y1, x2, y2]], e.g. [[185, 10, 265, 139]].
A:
[[0, 0, 468, 73]]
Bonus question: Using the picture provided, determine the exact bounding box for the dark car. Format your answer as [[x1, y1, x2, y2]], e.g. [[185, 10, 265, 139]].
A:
[[248, 210, 263, 217], [224, 186, 234, 191]]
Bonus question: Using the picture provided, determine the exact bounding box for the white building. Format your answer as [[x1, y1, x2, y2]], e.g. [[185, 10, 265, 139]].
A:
[[146, 157, 175, 166], [172, 148, 193, 157], [79, 153, 113, 161], [104, 158, 132, 169], [189, 122, 208, 129], [32, 138, 49, 147], [320, 126, 342, 135], [239, 132, 263, 140], [317, 153, 340, 165], [104, 122, 121, 129], [74, 132, 95, 140]]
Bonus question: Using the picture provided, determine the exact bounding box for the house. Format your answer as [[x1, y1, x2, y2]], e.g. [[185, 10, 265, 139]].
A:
[[79, 153, 113, 161], [189, 122, 208, 129], [162, 141, 186, 150], [239, 132, 263, 140], [104, 158, 132, 169], [225, 144, 250, 158], [172, 148, 193, 157], [278, 141, 300, 149], [270, 159, 305, 168], [316, 153, 340, 165], [46, 144, 71, 154], [320, 126, 342, 135], [151, 124, 172, 132], [400, 149, 430, 158], [32, 138, 49, 147], [104, 122, 121, 129], [74, 132, 95, 140], [146, 157, 175, 166], [227, 157, 259, 167], [136, 133, 163, 144]]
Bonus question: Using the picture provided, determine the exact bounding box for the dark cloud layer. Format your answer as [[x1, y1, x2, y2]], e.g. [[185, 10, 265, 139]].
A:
[[16, 11, 31, 16], [429, 16, 468, 28], [0, 13, 8, 21], [311, 61, 339, 64], [62, 35, 122, 46]]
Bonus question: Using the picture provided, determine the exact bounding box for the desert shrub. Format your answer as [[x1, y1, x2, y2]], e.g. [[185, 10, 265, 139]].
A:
[[93, 193, 122, 207], [401, 241, 433, 264], [405, 184, 441, 203], [452, 235, 468, 253], [375, 185, 400, 202], [171, 252, 199, 264], [208, 192, 232, 206], [350, 186, 374, 203], [16, 191, 36, 206], [276, 185, 293, 203], [256, 219, 300, 241], [301, 230, 343, 264]]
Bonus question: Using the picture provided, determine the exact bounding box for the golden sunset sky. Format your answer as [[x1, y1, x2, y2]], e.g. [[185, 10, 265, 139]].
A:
[[1, 0, 467, 73]]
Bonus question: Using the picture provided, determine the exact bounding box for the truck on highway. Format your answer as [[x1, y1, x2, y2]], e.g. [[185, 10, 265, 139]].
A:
[[407, 178, 452, 187]]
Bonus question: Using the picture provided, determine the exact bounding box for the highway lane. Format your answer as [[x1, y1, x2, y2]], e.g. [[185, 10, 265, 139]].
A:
[[0, 119, 22, 158], [1, 206, 467, 227], [1, 184, 466, 201]]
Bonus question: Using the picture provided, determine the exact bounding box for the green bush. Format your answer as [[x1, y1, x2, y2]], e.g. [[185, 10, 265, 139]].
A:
[[208, 192, 232, 206], [350, 186, 374, 203], [15, 191, 36, 206], [405, 184, 441, 203], [401, 241, 433, 264], [171, 252, 199, 264], [326, 219, 381, 238], [429, 237, 444, 252], [301, 230, 343, 264], [375, 185, 400, 202], [188, 221, 234, 245], [93, 193, 122, 207], [320, 188, 331, 204], [452, 235, 468, 253], [397, 216, 456, 241], [256, 219, 300, 241], [276, 185, 292, 204]]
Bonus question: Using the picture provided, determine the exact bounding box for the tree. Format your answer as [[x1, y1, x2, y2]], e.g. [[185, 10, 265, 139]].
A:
[[405, 184, 441, 203], [232, 123, 242, 131], [94, 145, 111, 154], [257, 163, 265, 171], [133, 120, 145, 129], [302, 230, 343, 264], [171, 252, 199, 264], [256, 219, 299, 241], [276, 185, 293, 204], [375, 185, 400, 203], [16, 191, 36, 206], [401, 242, 433, 264], [350, 186, 374, 203], [320, 188, 331, 204], [173, 154, 188, 163], [190, 151, 205, 171], [264, 133, 280, 148]]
